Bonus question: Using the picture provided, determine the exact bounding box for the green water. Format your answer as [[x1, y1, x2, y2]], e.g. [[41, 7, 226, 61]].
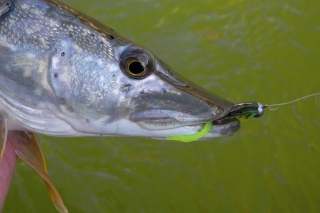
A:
[[4, 0, 320, 212]]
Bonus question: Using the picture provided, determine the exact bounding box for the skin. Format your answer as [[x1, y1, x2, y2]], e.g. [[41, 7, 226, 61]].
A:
[[0, 133, 17, 211]]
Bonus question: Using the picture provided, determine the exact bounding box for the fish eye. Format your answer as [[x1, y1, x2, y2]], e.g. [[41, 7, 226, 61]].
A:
[[120, 47, 155, 79]]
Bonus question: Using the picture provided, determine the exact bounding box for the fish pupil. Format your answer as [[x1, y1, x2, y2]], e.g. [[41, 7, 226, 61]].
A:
[[129, 61, 145, 74]]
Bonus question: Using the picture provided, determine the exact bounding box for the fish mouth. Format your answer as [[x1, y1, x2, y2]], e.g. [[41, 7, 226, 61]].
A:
[[208, 117, 240, 138], [128, 89, 219, 129], [130, 107, 240, 139], [183, 118, 240, 139], [126, 63, 240, 139]]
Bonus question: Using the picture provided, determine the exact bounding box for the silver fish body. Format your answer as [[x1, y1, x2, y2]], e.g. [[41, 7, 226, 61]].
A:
[[0, 0, 240, 139]]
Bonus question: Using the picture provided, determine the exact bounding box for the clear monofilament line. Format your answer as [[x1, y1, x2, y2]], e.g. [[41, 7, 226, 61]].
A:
[[267, 92, 320, 110]]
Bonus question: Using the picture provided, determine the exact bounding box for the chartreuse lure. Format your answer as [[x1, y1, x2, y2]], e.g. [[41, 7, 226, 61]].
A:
[[166, 121, 212, 143], [165, 102, 265, 143]]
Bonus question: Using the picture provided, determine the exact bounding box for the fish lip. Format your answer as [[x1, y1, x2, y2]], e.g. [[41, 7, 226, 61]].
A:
[[130, 108, 213, 130], [128, 89, 221, 130], [186, 118, 240, 138], [130, 107, 240, 138]]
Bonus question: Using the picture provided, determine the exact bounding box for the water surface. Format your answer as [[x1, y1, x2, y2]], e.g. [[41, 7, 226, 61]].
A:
[[4, 0, 320, 212]]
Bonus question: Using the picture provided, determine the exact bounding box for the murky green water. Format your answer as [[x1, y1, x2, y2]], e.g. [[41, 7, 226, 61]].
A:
[[4, 0, 320, 212]]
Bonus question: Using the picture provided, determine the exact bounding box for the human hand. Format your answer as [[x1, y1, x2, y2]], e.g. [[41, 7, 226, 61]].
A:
[[0, 137, 17, 211]]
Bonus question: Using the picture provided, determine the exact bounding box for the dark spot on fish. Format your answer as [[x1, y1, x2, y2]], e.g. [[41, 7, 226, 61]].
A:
[[121, 83, 133, 93], [69, 33, 73, 38], [53, 73, 58, 78], [140, 90, 145, 94], [61, 52, 65, 56], [107, 34, 115, 40], [112, 74, 115, 77], [85, 119, 90, 123], [67, 106, 74, 112], [46, 6, 52, 12], [59, 98, 66, 104], [0, 2, 12, 16], [161, 88, 167, 94], [90, 33, 95, 38]]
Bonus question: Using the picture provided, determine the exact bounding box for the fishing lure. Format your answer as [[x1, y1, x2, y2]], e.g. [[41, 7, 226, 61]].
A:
[[166, 92, 320, 142], [224, 102, 266, 119], [166, 122, 212, 143]]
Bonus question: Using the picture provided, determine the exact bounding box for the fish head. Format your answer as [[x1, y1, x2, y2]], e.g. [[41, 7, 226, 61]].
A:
[[53, 39, 239, 139], [0, 0, 239, 140]]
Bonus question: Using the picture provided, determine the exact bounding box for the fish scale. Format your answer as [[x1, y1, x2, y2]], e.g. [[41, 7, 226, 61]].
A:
[[1, 0, 113, 57]]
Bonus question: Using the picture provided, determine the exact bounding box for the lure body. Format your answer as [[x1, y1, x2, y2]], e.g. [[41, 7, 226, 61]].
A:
[[225, 102, 266, 119]]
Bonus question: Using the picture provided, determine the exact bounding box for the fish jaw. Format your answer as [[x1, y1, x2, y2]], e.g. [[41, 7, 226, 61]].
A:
[[103, 118, 241, 140]]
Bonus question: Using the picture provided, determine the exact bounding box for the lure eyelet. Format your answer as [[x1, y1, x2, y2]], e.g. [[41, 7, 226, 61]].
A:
[[120, 47, 155, 79], [253, 103, 264, 117]]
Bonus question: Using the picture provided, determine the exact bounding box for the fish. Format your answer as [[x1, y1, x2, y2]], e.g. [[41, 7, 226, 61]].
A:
[[0, 0, 240, 212]]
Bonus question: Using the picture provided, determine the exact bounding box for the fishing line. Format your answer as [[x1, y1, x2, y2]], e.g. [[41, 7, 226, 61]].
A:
[[266, 92, 320, 110], [166, 92, 320, 143], [224, 92, 320, 121]]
